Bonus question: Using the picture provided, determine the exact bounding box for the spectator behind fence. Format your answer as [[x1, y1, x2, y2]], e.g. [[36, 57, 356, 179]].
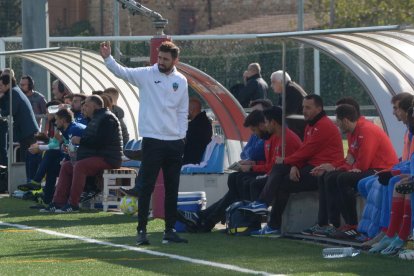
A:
[[103, 87, 130, 146], [41, 95, 122, 213], [271, 70, 307, 115], [271, 70, 307, 140], [101, 40, 189, 245], [303, 103, 398, 239], [182, 97, 212, 165], [0, 74, 39, 180], [244, 94, 344, 237], [236, 63, 268, 108]]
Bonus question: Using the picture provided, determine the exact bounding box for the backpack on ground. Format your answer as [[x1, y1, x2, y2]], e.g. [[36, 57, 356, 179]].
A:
[[225, 200, 262, 236]]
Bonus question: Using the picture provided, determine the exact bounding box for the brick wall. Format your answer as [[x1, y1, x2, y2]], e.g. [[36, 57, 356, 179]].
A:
[[86, 0, 298, 36]]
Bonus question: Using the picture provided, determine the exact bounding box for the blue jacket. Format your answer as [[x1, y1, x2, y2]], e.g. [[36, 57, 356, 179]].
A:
[[240, 134, 265, 162]]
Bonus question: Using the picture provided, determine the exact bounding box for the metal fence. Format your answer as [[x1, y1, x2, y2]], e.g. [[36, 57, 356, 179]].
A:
[[0, 34, 377, 116]]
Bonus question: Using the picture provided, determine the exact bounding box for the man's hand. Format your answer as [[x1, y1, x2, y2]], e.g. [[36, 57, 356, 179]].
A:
[[28, 143, 40, 154], [71, 136, 81, 145], [240, 164, 252, 173], [100, 41, 111, 59], [310, 163, 335, 176], [290, 166, 300, 182]]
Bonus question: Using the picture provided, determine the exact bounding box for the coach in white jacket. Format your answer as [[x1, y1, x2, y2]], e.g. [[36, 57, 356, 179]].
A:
[[100, 41, 189, 245]]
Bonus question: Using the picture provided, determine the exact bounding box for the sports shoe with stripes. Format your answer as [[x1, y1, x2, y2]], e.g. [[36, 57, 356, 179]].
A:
[[301, 224, 323, 236], [39, 202, 60, 213], [313, 225, 337, 237], [55, 204, 79, 213]]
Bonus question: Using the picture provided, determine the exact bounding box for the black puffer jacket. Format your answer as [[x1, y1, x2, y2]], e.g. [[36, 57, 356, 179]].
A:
[[77, 108, 123, 168], [237, 74, 269, 108]]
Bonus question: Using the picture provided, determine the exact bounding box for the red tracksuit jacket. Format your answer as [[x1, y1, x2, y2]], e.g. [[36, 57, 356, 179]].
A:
[[253, 128, 302, 174], [284, 114, 344, 168], [338, 117, 398, 171]]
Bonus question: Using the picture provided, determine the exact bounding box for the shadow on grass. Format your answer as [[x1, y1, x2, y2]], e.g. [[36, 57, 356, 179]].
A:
[[2, 197, 413, 275]]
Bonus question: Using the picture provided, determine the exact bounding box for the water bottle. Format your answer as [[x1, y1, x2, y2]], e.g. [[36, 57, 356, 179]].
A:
[[322, 247, 360, 258], [68, 139, 78, 164]]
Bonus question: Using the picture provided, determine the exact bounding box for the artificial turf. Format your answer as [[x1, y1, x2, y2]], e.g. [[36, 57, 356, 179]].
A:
[[1, 196, 413, 275]]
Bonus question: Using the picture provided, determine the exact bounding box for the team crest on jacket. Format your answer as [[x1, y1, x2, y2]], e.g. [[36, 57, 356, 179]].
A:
[[172, 82, 179, 91]]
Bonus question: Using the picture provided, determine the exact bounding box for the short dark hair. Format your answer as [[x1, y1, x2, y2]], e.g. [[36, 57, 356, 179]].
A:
[[103, 87, 119, 101], [87, 95, 104, 108], [398, 93, 414, 112], [73, 93, 87, 101], [263, 106, 283, 125], [336, 97, 361, 117], [391, 92, 412, 104], [159, 41, 180, 59], [243, 110, 265, 127], [55, 108, 74, 123], [249, 99, 273, 109], [63, 94, 74, 101], [335, 104, 358, 122], [46, 100, 63, 108], [0, 74, 16, 87], [92, 90, 104, 96], [304, 94, 323, 108]]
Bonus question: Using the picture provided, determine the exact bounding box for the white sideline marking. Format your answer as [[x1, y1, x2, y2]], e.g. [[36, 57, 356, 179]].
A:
[[0, 221, 284, 276]]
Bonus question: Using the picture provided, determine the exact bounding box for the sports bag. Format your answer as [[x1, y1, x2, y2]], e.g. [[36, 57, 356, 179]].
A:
[[225, 200, 261, 236]]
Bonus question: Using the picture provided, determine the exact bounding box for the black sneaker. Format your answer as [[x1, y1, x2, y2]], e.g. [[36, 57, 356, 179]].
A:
[[301, 224, 323, 236], [162, 229, 188, 244], [80, 191, 100, 203], [18, 182, 41, 191], [396, 179, 414, 195], [136, 230, 150, 246], [176, 210, 199, 228], [120, 187, 139, 198], [55, 204, 79, 213], [39, 202, 60, 213]]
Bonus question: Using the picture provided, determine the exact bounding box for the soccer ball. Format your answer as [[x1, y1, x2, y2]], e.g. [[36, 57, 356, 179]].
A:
[[120, 196, 138, 215]]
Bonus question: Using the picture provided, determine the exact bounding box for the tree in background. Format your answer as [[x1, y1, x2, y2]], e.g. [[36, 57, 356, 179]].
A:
[[0, 0, 21, 36], [311, 0, 414, 28]]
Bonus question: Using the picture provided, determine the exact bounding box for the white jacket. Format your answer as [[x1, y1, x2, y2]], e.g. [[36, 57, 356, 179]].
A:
[[105, 55, 188, 140]]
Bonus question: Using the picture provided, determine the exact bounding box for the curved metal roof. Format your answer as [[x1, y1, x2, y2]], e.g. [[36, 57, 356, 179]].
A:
[[292, 28, 414, 154], [1, 27, 413, 155], [2, 47, 249, 144]]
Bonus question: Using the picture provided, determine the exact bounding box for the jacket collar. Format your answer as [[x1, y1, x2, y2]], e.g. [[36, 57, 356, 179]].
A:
[[246, 73, 261, 81], [307, 110, 326, 126]]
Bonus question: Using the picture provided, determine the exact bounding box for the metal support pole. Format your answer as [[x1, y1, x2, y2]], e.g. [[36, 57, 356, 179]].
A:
[[281, 42, 286, 159], [114, 0, 121, 60], [297, 0, 305, 87], [79, 49, 83, 93], [313, 49, 320, 95], [0, 39, 5, 69], [7, 56, 13, 193]]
